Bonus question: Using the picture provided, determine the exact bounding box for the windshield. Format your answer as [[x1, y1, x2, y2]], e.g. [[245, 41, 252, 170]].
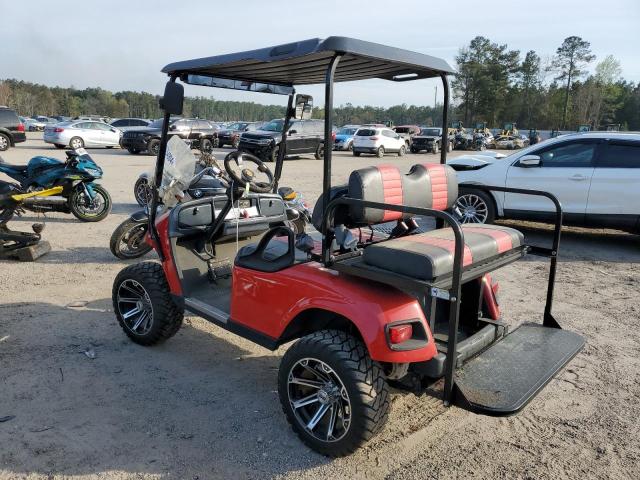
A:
[[226, 122, 247, 130], [148, 118, 181, 129], [159, 136, 196, 207], [260, 119, 284, 132], [420, 128, 440, 136], [338, 128, 357, 135]]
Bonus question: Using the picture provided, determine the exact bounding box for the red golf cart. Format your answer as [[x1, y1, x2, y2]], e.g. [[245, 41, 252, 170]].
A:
[[112, 37, 584, 457]]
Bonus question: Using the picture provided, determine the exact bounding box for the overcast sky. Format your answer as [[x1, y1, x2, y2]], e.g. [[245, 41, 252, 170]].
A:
[[3, 0, 639, 108]]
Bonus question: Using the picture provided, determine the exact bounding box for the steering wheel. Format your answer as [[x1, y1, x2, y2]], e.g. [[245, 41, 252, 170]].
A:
[[223, 151, 274, 194]]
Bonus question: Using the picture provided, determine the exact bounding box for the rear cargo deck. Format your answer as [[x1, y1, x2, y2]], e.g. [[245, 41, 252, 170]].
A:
[[453, 324, 584, 415]]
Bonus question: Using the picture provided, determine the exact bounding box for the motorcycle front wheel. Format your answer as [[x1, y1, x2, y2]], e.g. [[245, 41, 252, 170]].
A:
[[110, 218, 152, 259], [69, 184, 112, 222]]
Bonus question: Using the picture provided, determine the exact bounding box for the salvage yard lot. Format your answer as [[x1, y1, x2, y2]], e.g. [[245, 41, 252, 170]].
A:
[[1, 133, 639, 479]]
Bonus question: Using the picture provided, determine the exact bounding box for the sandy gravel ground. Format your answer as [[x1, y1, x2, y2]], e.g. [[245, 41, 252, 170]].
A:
[[0, 134, 638, 479]]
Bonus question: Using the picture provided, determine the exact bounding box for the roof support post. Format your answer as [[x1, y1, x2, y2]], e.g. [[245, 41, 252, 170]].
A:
[[440, 73, 449, 166], [273, 90, 295, 193], [322, 54, 342, 264]]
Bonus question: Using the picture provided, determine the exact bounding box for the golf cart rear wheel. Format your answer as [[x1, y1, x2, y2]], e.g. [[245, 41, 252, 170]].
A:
[[454, 188, 496, 224], [278, 330, 390, 457], [113, 262, 183, 345]]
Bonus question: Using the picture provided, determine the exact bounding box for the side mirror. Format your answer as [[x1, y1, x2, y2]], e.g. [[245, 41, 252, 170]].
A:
[[294, 94, 313, 120], [518, 154, 541, 167], [159, 81, 184, 115]]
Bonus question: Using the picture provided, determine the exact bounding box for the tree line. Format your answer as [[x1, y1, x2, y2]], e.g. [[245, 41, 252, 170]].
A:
[[1, 35, 638, 130]]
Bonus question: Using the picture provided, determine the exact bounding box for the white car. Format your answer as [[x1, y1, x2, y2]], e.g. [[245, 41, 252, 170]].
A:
[[44, 120, 122, 149], [352, 127, 406, 157], [450, 132, 640, 233]]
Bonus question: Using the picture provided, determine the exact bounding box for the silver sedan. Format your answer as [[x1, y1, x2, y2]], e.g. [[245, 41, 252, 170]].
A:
[[44, 121, 122, 149]]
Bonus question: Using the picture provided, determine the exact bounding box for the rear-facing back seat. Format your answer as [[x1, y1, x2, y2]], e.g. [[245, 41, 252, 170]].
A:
[[346, 163, 524, 282]]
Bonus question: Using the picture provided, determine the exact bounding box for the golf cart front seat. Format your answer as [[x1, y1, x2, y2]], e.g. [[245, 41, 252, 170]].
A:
[[343, 164, 525, 282]]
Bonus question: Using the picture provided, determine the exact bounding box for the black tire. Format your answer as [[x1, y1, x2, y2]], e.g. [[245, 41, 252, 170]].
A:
[[127, 148, 141, 155], [109, 219, 152, 260], [432, 143, 439, 155], [0, 134, 9, 151], [269, 145, 280, 163], [279, 330, 390, 457], [69, 184, 112, 222], [398, 145, 406, 157], [147, 138, 160, 156], [353, 151, 361, 157], [112, 262, 183, 346], [454, 187, 496, 224], [134, 177, 151, 207], [54, 144, 66, 149], [376, 146, 385, 158], [314, 144, 324, 160], [200, 138, 213, 153], [69, 136, 84, 149]]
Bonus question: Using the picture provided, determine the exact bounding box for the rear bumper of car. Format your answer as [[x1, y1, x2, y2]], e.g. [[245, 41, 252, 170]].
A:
[[352, 147, 378, 153], [12, 132, 26, 144]]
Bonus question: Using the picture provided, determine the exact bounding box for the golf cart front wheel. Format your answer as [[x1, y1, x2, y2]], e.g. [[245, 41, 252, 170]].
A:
[[113, 262, 183, 345], [278, 330, 390, 457]]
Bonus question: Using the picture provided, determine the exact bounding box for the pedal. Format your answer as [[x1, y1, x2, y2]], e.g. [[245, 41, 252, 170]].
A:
[[208, 259, 232, 282]]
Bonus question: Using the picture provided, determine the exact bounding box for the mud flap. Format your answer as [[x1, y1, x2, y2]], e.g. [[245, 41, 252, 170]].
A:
[[453, 323, 584, 416]]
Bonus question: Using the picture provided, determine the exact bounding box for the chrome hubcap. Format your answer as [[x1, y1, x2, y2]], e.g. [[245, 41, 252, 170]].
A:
[[0, 137, 7, 149], [288, 358, 351, 443], [454, 194, 488, 223], [116, 279, 153, 334]]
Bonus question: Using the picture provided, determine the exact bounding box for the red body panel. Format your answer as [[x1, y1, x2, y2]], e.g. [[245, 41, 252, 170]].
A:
[[231, 262, 438, 363], [155, 213, 183, 295], [481, 273, 500, 320]]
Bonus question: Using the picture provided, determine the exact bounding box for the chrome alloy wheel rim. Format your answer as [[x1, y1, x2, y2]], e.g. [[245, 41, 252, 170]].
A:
[[454, 194, 489, 223], [116, 279, 154, 335], [287, 358, 351, 443]]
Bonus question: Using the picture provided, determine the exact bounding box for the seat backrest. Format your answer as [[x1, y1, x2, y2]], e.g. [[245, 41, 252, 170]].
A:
[[347, 163, 458, 224]]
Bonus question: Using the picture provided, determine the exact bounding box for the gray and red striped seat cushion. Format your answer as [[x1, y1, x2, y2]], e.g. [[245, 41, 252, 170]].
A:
[[348, 163, 458, 224], [363, 224, 524, 280]]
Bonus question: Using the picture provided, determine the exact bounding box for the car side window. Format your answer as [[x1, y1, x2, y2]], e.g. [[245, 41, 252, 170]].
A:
[[599, 142, 640, 168], [93, 123, 111, 130], [536, 142, 596, 168]]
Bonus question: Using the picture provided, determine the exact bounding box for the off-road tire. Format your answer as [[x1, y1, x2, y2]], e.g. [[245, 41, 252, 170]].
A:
[[278, 330, 390, 457], [113, 262, 183, 345], [376, 146, 385, 158], [147, 139, 160, 156]]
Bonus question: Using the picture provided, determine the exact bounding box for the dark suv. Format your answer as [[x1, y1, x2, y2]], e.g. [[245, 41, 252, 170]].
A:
[[120, 118, 218, 155], [410, 127, 453, 154], [0, 107, 26, 151], [216, 122, 260, 148], [239, 119, 324, 162]]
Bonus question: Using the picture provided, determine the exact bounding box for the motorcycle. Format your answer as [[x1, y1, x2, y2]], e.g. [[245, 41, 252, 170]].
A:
[[110, 151, 312, 259], [0, 148, 111, 222], [0, 180, 62, 259]]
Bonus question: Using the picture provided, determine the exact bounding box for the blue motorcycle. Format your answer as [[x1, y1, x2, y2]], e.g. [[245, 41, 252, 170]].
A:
[[0, 148, 111, 222]]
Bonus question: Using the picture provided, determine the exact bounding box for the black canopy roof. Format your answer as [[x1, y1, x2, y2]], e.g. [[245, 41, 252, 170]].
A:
[[162, 37, 455, 86]]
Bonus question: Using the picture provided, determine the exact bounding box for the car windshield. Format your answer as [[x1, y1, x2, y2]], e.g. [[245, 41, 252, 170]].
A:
[[227, 122, 247, 130], [338, 128, 357, 135], [420, 128, 440, 136], [260, 120, 284, 132]]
